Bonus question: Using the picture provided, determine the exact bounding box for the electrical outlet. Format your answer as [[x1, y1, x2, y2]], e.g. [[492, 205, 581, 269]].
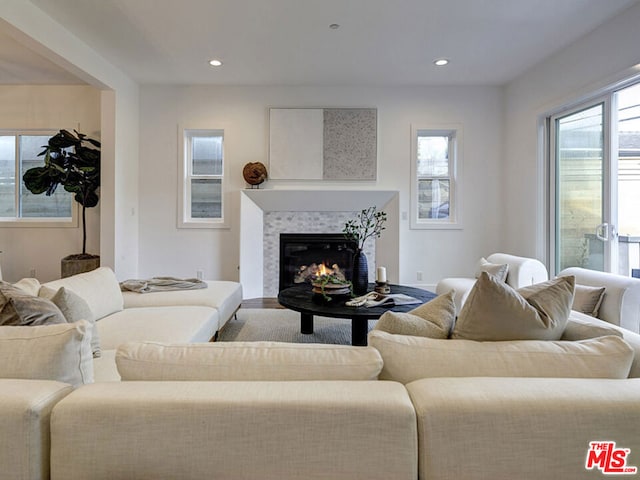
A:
[[416, 271, 423, 281], [30, 268, 36, 277], [196, 270, 204, 280]]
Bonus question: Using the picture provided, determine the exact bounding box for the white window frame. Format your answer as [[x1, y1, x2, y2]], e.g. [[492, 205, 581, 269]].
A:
[[410, 124, 463, 229], [178, 128, 227, 228], [0, 129, 78, 228]]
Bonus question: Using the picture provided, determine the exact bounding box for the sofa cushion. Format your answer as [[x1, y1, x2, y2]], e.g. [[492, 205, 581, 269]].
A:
[[116, 341, 384, 381], [475, 257, 509, 282], [405, 377, 640, 480], [0, 320, 93, 387], [97, 306, 219, 350], [451, 272, 574, 341], [368, 330, 633, 384], [122, 280, 242, 328], [42, 267, 123, 321], [0, 281, 67, 327], [40, 285, 101, 358], [372, 290, 455, 338], [50, 381, 418, 480], [572, 284, 606, 317]]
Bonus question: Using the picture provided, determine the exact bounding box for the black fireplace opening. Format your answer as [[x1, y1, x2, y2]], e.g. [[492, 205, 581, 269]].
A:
[[279, 233, 358, 292]]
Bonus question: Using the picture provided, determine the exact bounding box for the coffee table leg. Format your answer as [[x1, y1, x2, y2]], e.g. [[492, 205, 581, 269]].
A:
[[352, 318, 368, 346], [301, 313, 314, 334]]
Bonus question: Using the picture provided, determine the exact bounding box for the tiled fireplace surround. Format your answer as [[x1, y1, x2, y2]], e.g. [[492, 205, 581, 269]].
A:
[[240, 190, 399, 298]]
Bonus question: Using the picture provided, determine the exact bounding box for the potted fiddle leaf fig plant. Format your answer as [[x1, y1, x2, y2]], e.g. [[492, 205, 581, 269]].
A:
[[23, 129, 101, 277]]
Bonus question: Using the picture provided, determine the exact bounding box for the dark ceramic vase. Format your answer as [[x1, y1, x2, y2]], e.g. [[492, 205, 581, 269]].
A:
[[351, 249, 369, 295]]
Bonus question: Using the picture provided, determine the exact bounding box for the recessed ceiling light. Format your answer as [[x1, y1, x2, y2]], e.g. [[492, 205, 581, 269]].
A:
[[433, 58, 449, 66], [209, 59, 223, 67], [329, 23, 340, 29]]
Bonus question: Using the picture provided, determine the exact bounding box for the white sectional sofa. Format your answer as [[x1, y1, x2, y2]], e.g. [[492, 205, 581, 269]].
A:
[[2, 265, 640, 479], [42, 267, 243, 381]]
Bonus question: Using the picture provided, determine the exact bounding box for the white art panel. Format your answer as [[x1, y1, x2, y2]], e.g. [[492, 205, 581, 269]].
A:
[[269, 108, 323, 179]]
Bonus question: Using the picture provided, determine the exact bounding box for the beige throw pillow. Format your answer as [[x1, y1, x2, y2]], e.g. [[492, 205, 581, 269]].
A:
[[572, 284, 606, 317], [40, 285, 101, 358], [0, 320, 93, 387], [475, 257, 509, 282], [12, 278, 41, 296], [451, 272, 574, 341], [372, 290, 455, 338]]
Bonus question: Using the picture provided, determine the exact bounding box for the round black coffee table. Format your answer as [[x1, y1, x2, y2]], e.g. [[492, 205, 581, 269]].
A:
[[277, 284, 436, 346]]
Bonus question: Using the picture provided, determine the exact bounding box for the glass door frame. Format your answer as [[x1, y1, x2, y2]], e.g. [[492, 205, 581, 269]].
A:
[[548, 94, 617, 276]]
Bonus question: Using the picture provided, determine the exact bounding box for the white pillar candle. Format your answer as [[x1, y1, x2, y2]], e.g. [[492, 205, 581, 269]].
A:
[[376, 266, 387, 283]]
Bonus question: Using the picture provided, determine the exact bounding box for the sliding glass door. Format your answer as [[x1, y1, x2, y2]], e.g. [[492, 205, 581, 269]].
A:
[[552, 101, 611, 273], [550, 81, 640, 276]]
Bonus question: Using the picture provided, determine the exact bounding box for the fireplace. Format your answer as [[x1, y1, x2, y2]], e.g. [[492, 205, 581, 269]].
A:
[[279, 233, 358, 291]]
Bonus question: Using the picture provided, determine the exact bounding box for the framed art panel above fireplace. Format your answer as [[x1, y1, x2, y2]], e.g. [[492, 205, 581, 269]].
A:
[[269, 108, 377, 181]]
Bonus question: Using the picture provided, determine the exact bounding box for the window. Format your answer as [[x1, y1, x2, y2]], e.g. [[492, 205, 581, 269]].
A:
[[548, 80, 640, 276], [179, 129, 225, 227], [0, 131, 75, 225], [410, 126, 462, 229]]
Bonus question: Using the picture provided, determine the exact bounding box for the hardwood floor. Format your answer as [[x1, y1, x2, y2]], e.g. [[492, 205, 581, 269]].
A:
[[240, 297, 284, 309]]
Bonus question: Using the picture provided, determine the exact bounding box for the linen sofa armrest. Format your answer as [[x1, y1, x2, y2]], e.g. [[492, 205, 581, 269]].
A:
[[559, 267, 640, 333], [564, 311, 640, 378], [0, 379, 73, 480], [407, 377, 640, 480], [51, 381, 417, 480], [487, 253, 549, 289], [435, 277, 476, 314]]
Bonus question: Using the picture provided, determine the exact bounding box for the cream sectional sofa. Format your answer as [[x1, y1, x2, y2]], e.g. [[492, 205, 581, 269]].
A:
[[3, 266, 640, 479], [42, 267, 243, 381]]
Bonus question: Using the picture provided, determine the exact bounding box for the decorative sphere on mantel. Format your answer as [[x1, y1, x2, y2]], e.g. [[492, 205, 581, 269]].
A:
[[243, 162, 268, 187]]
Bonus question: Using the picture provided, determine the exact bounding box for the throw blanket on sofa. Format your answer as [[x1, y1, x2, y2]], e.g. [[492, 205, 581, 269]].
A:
[[120, 277, 207, 294]]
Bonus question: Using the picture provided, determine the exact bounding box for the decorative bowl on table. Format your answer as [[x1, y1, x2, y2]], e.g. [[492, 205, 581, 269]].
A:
[[311, 274, 352, 302]]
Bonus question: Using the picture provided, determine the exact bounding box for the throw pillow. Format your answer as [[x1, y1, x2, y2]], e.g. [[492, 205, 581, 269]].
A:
[[39, 285, 101, 358], [368, 330, 633, 384], [475, 257, 509, 282], [0, 281, 67, 326], [116, 342, 383, 381], [0, 320, 94, 387], [12, 278, 41, 296], [451, 272, 574, 341], [372, 290, 455, 338], [571, 284, 606, 317]]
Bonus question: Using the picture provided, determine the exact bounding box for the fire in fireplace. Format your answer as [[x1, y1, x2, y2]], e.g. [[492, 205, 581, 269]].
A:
[[279, 233, 357, 291]]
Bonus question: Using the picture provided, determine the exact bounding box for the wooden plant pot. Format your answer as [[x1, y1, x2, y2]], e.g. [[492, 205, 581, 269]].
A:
[[61, 254, 100, 278]]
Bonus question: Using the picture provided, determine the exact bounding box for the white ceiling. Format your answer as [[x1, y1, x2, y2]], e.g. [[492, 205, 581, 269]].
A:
[[3, 0, 639, 86]]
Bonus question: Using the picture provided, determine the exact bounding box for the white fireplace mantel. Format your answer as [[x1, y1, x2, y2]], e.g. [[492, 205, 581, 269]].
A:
[[239, 189, 399, 299]]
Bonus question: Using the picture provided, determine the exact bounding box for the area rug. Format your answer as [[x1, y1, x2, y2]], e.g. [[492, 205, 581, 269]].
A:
[[217, 308, 378, 345]]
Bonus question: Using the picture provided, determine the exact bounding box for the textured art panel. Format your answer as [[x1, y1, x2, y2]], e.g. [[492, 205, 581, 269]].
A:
[[268, 108, 377, 180], [323, 108, 377, 180]]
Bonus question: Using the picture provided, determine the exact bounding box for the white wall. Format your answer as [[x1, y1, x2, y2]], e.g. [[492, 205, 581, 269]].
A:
[[0, 85, 101, 282], [1, 1, 140, 281], [139, 85, 503, 289], [503, 2, 640, 267]]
